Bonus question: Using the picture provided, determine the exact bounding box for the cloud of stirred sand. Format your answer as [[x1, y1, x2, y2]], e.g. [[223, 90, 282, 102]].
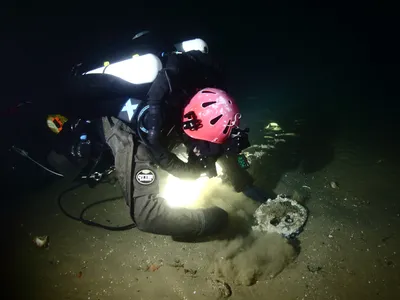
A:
[[198, 179, 297, 286]]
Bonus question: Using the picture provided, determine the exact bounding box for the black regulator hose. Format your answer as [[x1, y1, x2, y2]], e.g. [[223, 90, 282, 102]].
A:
[[57, 179, 136, 231]]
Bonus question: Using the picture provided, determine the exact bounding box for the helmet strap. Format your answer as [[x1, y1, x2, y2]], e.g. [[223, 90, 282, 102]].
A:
[[183, 111, 202, 131], [227, 113, 242, 127]]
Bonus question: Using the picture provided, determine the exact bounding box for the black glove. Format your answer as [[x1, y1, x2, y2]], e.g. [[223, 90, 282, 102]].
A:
[[187, 149, 218, 178], [223, 127, 250, 154], [199, 156, 218, 178]]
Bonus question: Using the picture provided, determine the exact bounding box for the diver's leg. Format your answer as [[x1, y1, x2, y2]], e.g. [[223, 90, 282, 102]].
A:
[[132, 144, 228, 237], [101, 117, 135, 206]]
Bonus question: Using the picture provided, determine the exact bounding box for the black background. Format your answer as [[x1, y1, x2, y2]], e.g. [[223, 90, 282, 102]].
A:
[[1, 3, 399, 194]]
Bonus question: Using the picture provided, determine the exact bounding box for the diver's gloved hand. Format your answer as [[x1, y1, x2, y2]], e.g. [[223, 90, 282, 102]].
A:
[[160, 153, 205, 180], [242, 185, 276, 203], [187, 142, 220, 178], [197, 156, 218, 178]]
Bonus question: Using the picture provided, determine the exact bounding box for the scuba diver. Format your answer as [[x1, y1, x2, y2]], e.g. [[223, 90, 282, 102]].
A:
[[44, 31, 270, 238]]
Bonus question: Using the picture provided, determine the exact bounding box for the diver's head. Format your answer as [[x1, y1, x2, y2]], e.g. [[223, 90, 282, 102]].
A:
[[182, 88, 241, 145]]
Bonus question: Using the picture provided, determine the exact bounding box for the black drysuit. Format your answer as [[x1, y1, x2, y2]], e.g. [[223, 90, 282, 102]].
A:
[[50, 50, 256, 238], [99, 51, 254, 237]]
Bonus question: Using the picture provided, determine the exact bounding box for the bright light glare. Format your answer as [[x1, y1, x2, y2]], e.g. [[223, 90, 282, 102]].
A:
[[216, 162, 223, 176], [161, 162, 223, 208], [182, 38, 208, 53], [162, 175, 210, 208], [85, 54, 162, 84]]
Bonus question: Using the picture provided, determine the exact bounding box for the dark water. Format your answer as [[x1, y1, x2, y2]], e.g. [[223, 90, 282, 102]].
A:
[[3, 10, 400, 299]]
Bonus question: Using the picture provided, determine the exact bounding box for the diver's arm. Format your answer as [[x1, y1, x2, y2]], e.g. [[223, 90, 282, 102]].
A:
[[161, 153, 205, 179], [218, 155, 254, 192], [146, 69, 170, 145], [145, 51, 221, 179], [146, 50, 222, 143], [146, 142, 205, 180], [145, 56, 201, 179]]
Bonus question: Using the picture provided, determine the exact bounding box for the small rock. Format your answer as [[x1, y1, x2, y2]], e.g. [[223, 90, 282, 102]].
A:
[[147, 264, 160, 272], [330, 181, 339, 189], [307, 264, 322, 273], [168, 258, 184, 269], [207, 278, 232, 298], [33, 236, 50, 249], [184, 268, 197, 277]]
